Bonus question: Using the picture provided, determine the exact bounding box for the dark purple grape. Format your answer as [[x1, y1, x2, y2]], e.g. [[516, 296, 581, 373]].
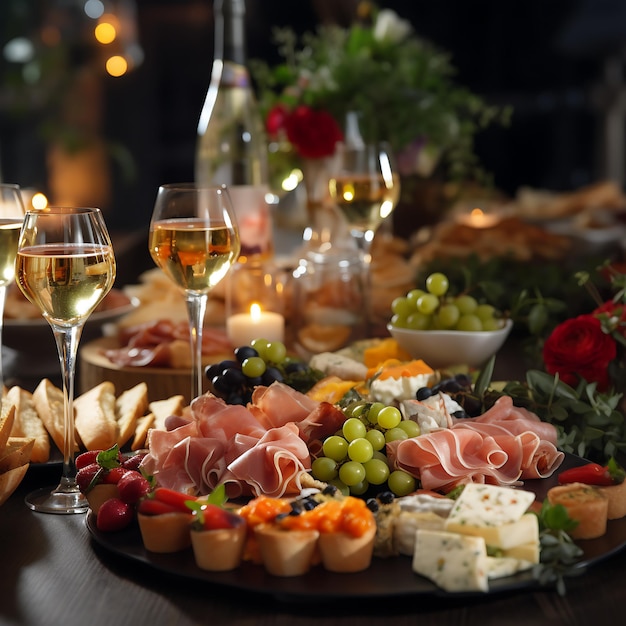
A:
[[285, 361, 307, 374], [204, 363, 222, 380], [454, 373, 473, 388], [461, 395, 482, 417], [246, 376, 263, 387], [211, 375, 230, 395], [440, 379, 462, 393], [223, 366, 246, 388], [261, 366, 284, 385], [452, 409, 468, 419], [234, 346, 258, 363], [219, 359, 240, 371], [416, 387, 434, 401]]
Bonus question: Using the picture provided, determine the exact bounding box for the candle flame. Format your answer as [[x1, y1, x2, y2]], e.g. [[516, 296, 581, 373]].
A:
[[250, 302, 262, 320], [470, 208, 484, 218]]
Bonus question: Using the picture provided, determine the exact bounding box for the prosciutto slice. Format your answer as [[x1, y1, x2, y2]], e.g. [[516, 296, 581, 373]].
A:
[[140, 385, 323, 498], [387, 396, 564, 491]]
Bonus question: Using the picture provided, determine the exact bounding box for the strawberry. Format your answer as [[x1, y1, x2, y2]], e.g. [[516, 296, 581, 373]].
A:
[[121, 452, 146, 471], [117, 471, 152, 504], [153, 487, 197, 512], [76, 462, 104, 493], [103, 467, 127, 485], [137, 498, 187, 516], [197, 503, 243, 530], [76, 450, 101, 471], [97, 498, 134, 532]]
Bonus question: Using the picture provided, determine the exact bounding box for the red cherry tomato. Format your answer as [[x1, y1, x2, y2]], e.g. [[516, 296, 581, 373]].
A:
[[558, 463, 614, 486]]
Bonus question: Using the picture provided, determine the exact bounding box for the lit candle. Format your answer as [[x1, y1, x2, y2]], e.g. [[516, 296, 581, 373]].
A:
[[226, 302, 285, 347], [457, 207, 501, 229]]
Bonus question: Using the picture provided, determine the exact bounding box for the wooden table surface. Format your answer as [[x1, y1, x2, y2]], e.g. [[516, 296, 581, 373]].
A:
[[1, 463, 624, 626]]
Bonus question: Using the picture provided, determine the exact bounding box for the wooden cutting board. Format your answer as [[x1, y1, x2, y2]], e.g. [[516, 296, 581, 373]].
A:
[[79, 337, 211, 405]]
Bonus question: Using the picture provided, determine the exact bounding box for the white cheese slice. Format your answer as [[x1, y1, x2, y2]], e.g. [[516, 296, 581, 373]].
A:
[[412, 529, 489, 593], [445, 483, 536, 528], [446, 512, 539, 550], [502, 540, 540, 564], [486, 556, 534, 579], [393, 510, 447, 556], [308, 352, 368, 380]]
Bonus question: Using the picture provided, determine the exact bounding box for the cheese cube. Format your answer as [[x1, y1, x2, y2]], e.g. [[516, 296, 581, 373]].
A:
[[412, 529, 488, 593], [502, 540, 540, 564], [486, 556, 533, 579], [446, 512, 539, 550], [446, 483, 536, 528]]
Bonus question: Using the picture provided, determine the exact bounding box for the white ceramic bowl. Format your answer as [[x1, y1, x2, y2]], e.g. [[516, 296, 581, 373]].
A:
[[387, 319, 513, 369]]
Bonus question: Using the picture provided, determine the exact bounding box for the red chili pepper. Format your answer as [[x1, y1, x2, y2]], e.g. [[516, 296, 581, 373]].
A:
[[558, 463, 614, 486]]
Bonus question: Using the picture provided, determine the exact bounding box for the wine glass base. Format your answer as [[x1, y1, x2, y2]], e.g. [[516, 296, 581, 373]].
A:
[[25, 486, 88, 515]]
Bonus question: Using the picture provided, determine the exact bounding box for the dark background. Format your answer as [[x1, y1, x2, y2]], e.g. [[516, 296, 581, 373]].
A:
[[0, 0, 623, 229]]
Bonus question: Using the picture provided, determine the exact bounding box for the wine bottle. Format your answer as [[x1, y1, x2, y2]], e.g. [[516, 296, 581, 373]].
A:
[[195, 0, 273, 262]]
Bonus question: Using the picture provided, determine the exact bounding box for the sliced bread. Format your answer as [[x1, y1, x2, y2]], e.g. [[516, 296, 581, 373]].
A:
[[115, 382, 148, 448], [74, 381, 118, 451], [6, 386, 50, 463], [32, 379, 77, 453]]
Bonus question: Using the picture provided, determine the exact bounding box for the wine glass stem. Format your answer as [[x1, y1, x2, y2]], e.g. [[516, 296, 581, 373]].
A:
[[352, 230, 374, 334], [52, 324, 83, 488], [0, 285, 6, 400], [186, 294, 208, 401]]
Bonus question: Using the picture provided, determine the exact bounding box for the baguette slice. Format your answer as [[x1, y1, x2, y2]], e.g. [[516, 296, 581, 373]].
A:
[[148, 395, 185, 432], [0, 463, 29, 507], [6, 386, 51, 463], [132, 413, 155, 451], [0, 436, 35, 473], [32, 379, 77, 453], [74, 381, 118, 451], [116, 382, 148, 448], [0, 404, 15, 451]]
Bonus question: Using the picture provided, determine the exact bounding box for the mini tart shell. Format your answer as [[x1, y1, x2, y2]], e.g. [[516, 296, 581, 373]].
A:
[[547, 482, 609, 539], [254, 524, 320, 577], [190, 524, 247, 571], [86, 484, 119, 515], [137, 511, 193, 553], [317, 524, 376, 573]]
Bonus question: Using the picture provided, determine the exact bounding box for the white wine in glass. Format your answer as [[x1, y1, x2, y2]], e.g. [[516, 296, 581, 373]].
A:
[[0, 183, 25, 393], [16, 207, 116, 514], [149, 184, 240, 400]]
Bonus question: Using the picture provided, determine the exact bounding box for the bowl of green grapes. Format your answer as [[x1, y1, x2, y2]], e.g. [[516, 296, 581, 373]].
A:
[[387, 272, 513, 369]]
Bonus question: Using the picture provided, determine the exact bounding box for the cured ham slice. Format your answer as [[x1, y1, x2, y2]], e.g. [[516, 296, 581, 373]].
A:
[[141, 384, 329, 498], [387, 396, 564, 491]]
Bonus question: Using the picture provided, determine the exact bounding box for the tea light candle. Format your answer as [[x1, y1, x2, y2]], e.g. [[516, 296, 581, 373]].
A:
[[226, 302, 285, 347], [457, 207, 501, 229]]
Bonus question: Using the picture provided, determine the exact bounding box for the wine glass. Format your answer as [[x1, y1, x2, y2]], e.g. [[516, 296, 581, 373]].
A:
[[328, 141, 400, 329], [148, 184, 240, 400], [16, 207, 116, 514], [0, 184, 26, 393]]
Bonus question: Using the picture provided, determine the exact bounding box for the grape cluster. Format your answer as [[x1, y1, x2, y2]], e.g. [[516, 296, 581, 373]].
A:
[[416, 373, 483, 418], [205, 338, 321, 405], [311, 400, 419, 498], [390, 272, 505, 332]]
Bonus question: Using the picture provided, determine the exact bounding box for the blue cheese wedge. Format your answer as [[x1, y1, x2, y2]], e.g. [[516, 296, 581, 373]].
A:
[[412, 529, 489, 593], [445, 483, 536, 528], [486, 556, 533, 579]]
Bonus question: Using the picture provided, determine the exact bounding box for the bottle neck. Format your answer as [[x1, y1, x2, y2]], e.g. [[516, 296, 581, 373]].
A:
[[214, 0, 246, 67]]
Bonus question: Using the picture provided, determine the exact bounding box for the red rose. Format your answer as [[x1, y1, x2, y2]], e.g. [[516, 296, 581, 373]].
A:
[[284, 105, 343, 159], [265, 104, 289, 137], [593, 300, 626, 339], [543, 314, 616, 390]]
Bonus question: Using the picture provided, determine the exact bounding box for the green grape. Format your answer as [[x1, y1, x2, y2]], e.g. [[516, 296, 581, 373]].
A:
[[322, 435, 349, 461], [338, 461, 366, 486], [406, 288, 426, 308], [455, 294, 478, 315], [311, 457, 338, 481], [384, 427, 409, 442], [456, 314, 483, 332], [406, 312, 431, 330], [348, 401, 368, 419], [366, 402, 385, 425], [372, 450, 388, 462], [349, 480, 369, 496], [342, 417, 367, 441], [241, 356, 267, 378], [416, 293, 439, 315], [363, 458, 390, 485], [391, 296, 413, 317], [482, 317, 503, 331], [347, 438, 374, 463], [390, 313, 409, 328], [265, 340, 287, 363], [329, 479, 350, 496], [425, 272, 449, 296], [250, 338, 269, 358], [377, 406, 402, 429], [388, 470, 417, 496], [475, 303, 496, 321], [365, 428, 386, 451], [436, 303, 460, 329], [397, 419, 420, 438]]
